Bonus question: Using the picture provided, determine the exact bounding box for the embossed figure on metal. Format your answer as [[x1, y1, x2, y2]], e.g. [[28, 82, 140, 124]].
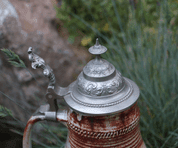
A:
[[23, 39, 146, 148]]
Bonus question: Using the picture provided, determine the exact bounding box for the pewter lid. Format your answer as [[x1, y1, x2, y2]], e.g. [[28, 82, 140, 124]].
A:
[[64, 39, 140, 115]]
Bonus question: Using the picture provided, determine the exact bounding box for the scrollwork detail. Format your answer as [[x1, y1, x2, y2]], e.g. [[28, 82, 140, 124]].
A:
[[28, 47, 55, 89], [77, 72, 124, 96]]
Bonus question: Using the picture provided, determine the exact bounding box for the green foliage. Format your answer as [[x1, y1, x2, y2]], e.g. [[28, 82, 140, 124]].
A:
[[56, 0, 178, 47], [56, 0, 178, 147], [55, 0, 129, 46], [0, 105, 12, 117], [134, 0, 178, 35], [1, 48, 26, 68]]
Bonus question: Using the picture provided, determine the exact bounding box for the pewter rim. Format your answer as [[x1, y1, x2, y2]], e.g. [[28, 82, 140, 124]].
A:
[[71, 78, 133, 108], [64, 78, 140, 115]]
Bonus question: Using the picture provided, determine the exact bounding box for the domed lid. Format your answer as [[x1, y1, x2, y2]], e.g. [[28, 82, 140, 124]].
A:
[[63, 39, 140, 115]]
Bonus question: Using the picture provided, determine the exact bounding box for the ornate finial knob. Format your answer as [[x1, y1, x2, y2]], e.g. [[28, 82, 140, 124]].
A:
[[96, 38, 99, 46], [88, 38, 107, 55]]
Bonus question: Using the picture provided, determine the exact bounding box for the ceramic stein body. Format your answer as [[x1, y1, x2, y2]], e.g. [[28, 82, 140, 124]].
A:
[[65, 103, 145, 148]]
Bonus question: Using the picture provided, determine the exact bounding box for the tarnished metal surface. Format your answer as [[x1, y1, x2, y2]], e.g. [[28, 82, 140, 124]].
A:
[[23, 110, 68, 148], [56, 110, 68, 127], [77, 39, 124, 97], [28, 47, 56, 89], [63, 39, 140, 115], [88, 38, 107, 55], [64, 77, 139, 115], [27, 39, 140, 115]]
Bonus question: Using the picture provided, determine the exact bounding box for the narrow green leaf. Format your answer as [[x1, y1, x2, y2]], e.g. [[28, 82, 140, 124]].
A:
[[0, 105, 12, 117], [1, 48, 26, 68]]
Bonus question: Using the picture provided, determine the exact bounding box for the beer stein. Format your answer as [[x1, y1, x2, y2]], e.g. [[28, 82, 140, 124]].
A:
[[23, 39, 146, 148]]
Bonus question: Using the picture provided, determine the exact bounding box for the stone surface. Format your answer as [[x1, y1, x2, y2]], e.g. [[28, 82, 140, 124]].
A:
[[13, 68, 33, 83], [0, 0, 18, 26], [0, 0, 91, 123]]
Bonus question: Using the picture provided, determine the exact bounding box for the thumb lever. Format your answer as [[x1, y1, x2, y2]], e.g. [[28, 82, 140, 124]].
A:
[[45, 88, 59, 112]]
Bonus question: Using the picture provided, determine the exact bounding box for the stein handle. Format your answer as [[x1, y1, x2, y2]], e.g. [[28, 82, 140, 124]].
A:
[[23, 109, 68, 148], [28, 47, 71, 102], [24, 47, 69, 147]]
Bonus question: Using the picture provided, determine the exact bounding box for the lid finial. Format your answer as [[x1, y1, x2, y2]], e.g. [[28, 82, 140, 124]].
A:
[[88, 38, 107, 55], [96, 38, 99, 46]]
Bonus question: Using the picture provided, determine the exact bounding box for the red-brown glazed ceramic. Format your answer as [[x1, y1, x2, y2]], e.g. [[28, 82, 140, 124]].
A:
[[65, 103, 146, 148]]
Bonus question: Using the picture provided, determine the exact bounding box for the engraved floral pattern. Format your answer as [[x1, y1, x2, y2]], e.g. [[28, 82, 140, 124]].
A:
[[77, 72, 124, 96]]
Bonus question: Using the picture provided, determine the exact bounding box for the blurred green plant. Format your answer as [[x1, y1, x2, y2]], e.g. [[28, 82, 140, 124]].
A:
[[55, 0, 129, 46], [0, 105, 12, 117], [56, 0, 178, 47], [56, 0, 178, 147], [1, 48, 26, 68]]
